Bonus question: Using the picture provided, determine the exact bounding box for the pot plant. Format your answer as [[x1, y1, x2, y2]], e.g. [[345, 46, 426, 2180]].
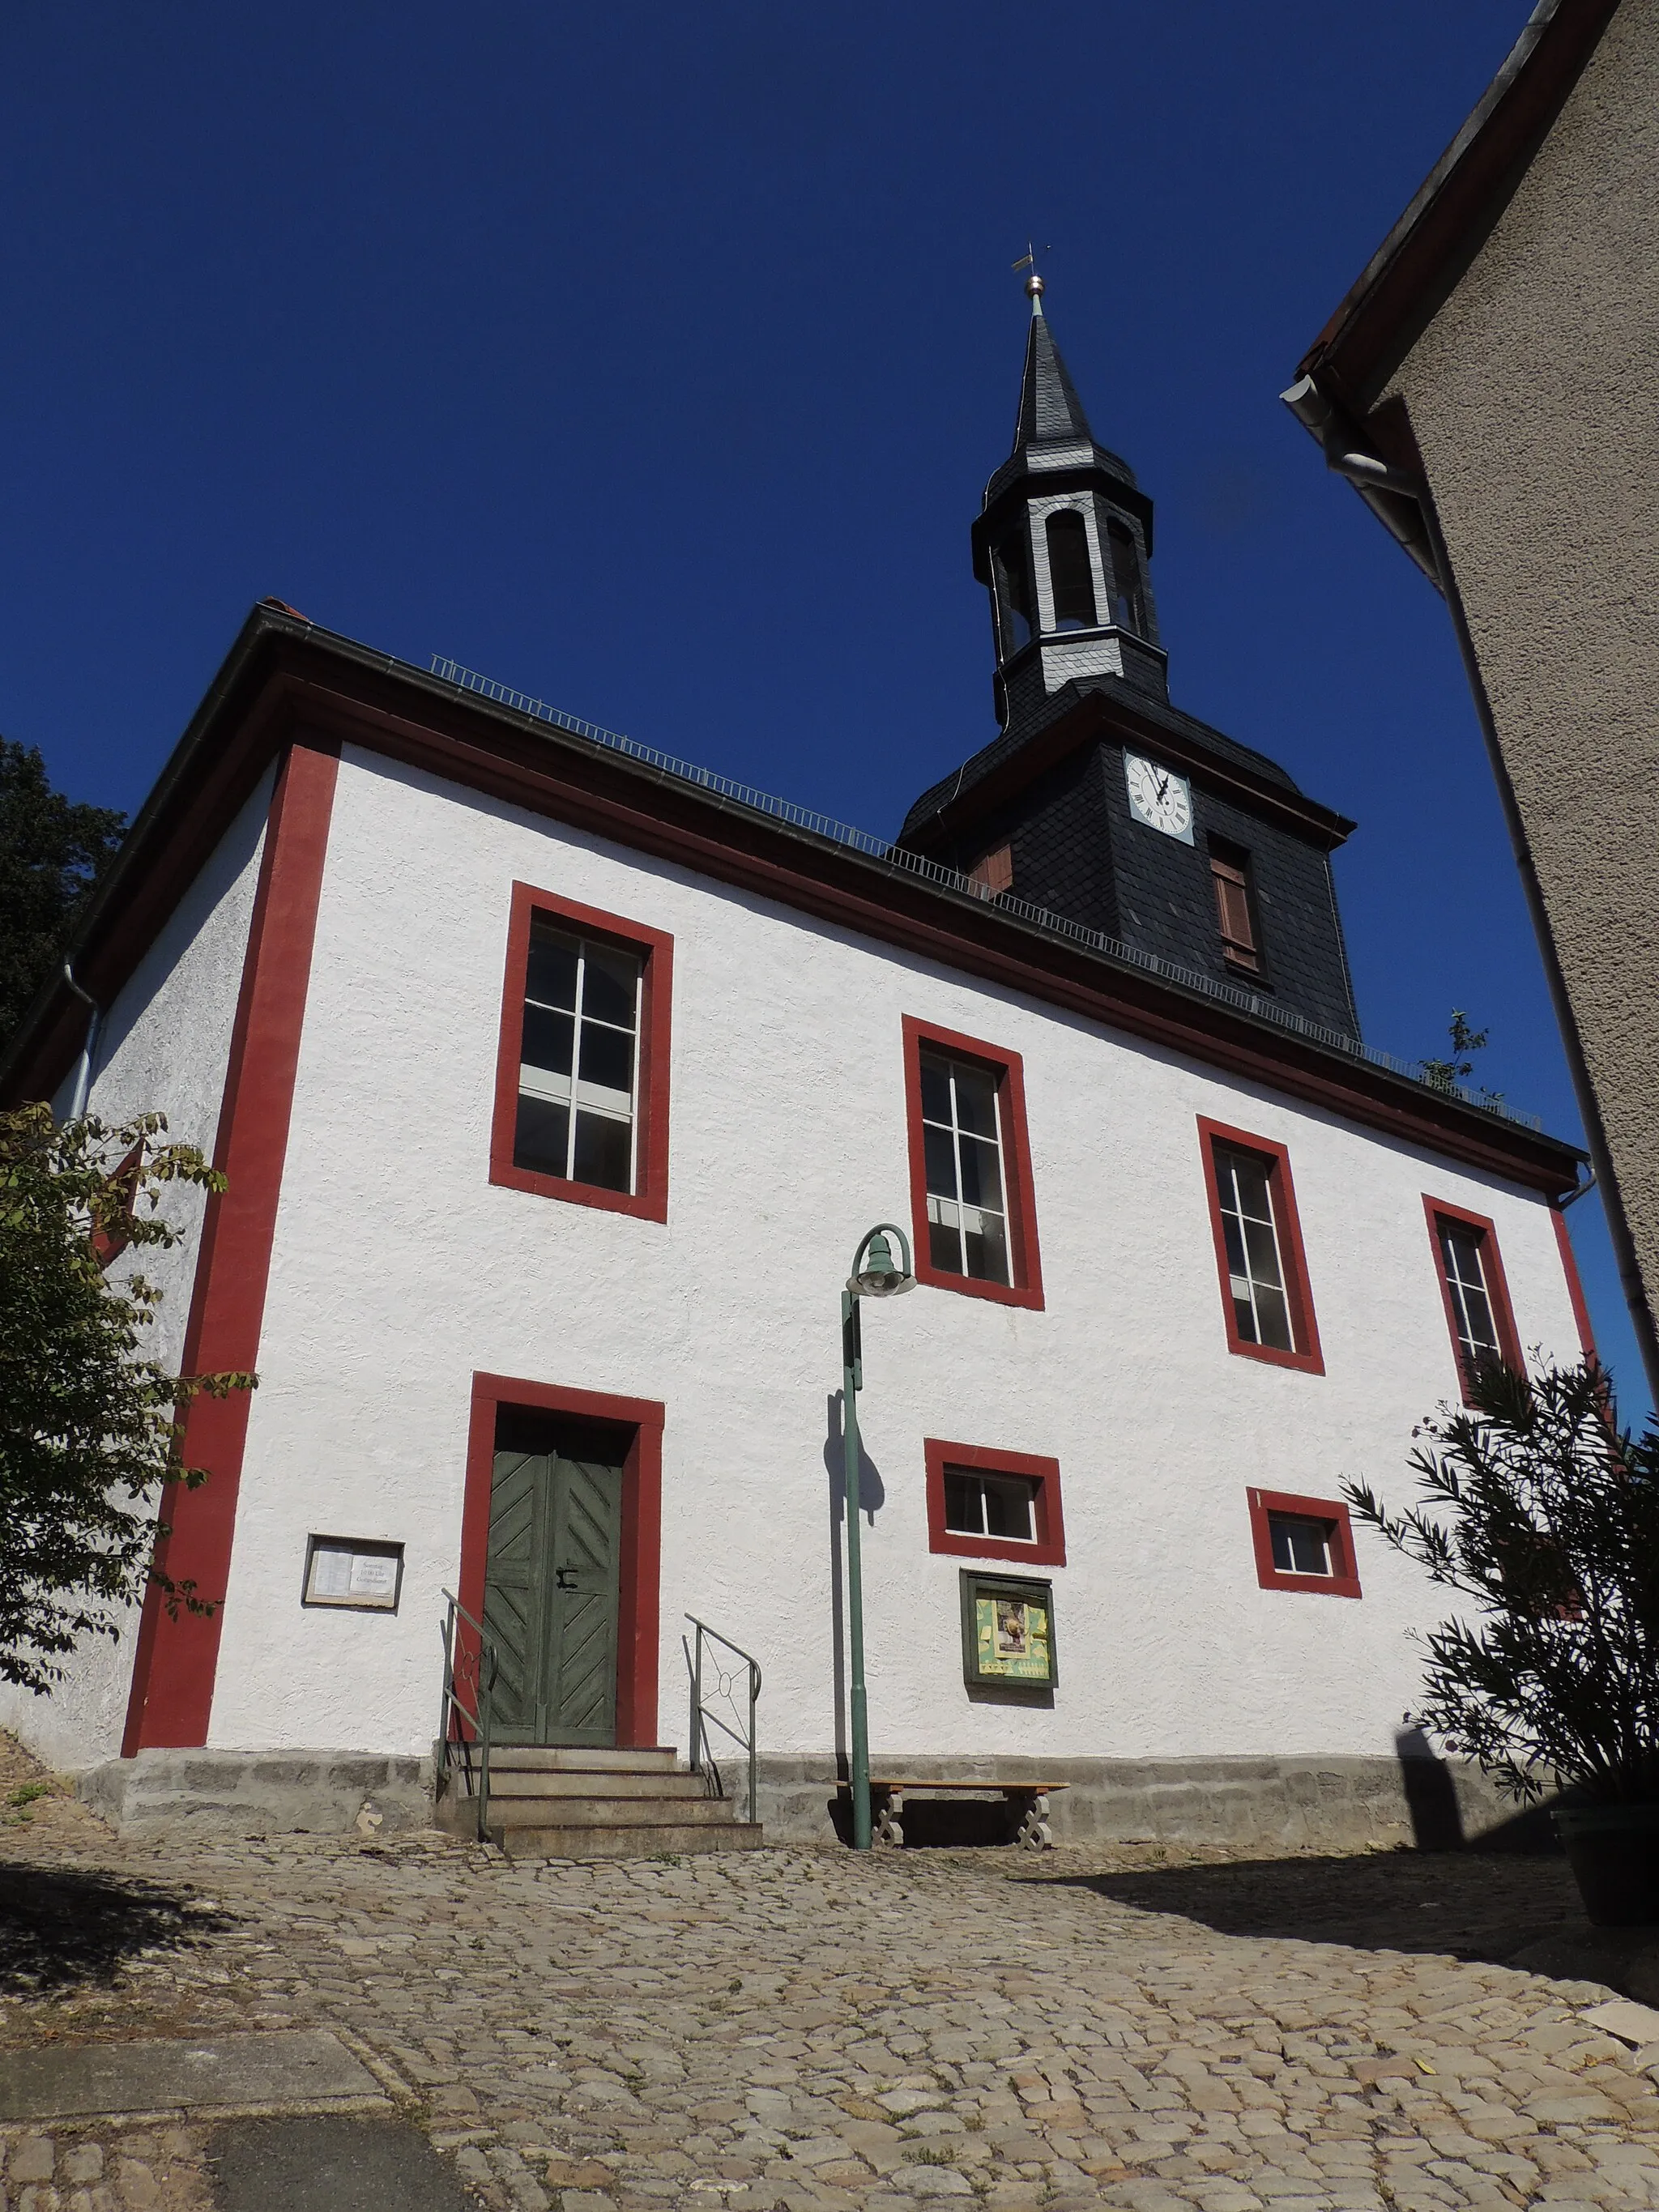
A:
[[1344, 1357, 1659, 1924]]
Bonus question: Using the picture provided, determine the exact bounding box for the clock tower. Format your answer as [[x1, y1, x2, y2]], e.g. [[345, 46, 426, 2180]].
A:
[[898, 277, 1363, 1042]]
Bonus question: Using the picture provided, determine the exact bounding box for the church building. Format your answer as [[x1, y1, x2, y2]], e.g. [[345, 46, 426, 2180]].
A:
[[0, 283, 1592, 1851]]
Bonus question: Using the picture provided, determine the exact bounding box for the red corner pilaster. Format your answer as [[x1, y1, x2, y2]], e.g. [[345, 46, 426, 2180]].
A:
[[122, 740, 339, 1754], [1551, 1204, 1599, 1362]]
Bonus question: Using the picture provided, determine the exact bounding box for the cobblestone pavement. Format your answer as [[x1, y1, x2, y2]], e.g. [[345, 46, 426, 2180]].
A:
[[2, 1764, 1657, 2212], [0, 2122, 211, 2212]]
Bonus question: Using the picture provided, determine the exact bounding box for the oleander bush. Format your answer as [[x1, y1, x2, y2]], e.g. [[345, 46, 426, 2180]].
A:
[[1345, 1357, 1659, 1805]]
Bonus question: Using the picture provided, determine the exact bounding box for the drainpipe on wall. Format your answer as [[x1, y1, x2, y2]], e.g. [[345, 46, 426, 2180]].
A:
[[62, 961, 103, 1123], [1282, 372, 1659, 1409]]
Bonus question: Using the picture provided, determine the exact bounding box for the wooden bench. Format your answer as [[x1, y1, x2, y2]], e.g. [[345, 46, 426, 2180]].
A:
[[865, 1779, 1068, 1852]]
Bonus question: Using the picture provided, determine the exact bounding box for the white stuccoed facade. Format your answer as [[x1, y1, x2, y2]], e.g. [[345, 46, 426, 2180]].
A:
[[6, 733, 1587, 1814]]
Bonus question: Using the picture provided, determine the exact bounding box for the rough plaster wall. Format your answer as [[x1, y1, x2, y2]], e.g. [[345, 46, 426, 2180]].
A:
[[1388, 0, 1659, 1325], [203, 748, 1583, 1767], [0, 775, 271, 1771]]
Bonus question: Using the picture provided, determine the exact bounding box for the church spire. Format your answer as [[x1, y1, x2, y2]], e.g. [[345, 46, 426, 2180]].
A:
[[1013, 288, 1096, 450], [971, 281, 1167, 731]]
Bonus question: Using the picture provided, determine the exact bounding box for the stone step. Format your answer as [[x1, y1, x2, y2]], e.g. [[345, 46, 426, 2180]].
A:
[[484, 1769, 708, 1801], [493, 1820, 766, 1860], [491, 1792, 740, 1828], [477, 1745, 680, 1773]]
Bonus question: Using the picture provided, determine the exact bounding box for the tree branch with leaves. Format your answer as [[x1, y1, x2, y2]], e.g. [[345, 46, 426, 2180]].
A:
[[0, 1105, 254, 1693]]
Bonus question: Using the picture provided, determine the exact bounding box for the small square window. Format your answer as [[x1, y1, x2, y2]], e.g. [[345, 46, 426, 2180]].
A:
[[943, 1468, 1039, 1544], [1268, 1514, 1332, 1577], [925, 1441, 1064, 1565], [1247, 1489, 1361, 1598]]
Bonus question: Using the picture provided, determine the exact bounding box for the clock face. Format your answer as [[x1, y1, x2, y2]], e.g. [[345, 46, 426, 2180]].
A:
[[1124, 753, 1194, 843]]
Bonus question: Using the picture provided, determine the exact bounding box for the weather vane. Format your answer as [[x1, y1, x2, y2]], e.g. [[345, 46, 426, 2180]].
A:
[[1011, 240, 1050, 307]]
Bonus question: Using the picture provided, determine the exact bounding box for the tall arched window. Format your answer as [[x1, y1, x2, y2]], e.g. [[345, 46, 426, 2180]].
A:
[[1107, 518, 1148, 637], [1045, 510, 1097, 630], [993, 529, 1036, 653]]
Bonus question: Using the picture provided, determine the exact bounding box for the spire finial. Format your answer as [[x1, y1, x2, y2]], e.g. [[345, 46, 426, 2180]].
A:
[[1013, 241, 1047, 315]]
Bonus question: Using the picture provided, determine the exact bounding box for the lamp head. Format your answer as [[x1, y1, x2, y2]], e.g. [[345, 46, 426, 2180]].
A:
[[849, 1228, 915, 1298]]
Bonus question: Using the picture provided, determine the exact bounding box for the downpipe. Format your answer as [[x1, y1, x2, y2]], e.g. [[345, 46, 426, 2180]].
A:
[[62, 961, 103, 1123]]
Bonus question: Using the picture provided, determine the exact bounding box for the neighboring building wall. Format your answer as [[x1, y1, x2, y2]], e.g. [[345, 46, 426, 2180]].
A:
[[1383, 0, 1659, 1336], [184, 745, 1584, 1773], [1, 774, 271, 1769]]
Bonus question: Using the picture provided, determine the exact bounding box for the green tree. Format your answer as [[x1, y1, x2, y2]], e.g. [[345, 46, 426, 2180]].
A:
[[1344, 1360, 1659, 1805], [0, 1105, 254, 1693], [1420, 1008, 1503, 1104], [0, 739, 126, 1056]]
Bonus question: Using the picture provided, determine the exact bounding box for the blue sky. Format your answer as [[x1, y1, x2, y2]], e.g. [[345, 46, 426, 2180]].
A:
[[3, 2, 1643, 1418]]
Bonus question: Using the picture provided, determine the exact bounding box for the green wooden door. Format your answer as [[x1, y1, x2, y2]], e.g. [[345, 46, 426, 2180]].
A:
[[483, 1449, 623, 1745]]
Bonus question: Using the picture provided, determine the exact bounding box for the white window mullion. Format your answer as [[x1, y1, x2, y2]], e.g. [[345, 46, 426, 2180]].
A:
[[949, 1072, 970, 1276], [628, 964, 642, 1193], [566, 944, 585, 1182]]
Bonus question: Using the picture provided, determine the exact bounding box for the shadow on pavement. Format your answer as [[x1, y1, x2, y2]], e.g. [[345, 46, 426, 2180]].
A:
[[0, 1864, 237, 1997], [1035, 1845, 1586, 1968], [207, 2116, 477, 2211]]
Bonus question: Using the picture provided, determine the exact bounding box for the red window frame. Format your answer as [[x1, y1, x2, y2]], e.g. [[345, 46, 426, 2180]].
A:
[[1247, 1486, 1363, 1599], [489, 881, 673, 1223], [1423, 1196, 1522, 1403], [1197, 1118, 1324, 1374], [923, 1438, 1065, 1566], [902, 1016, 1043, 1310]]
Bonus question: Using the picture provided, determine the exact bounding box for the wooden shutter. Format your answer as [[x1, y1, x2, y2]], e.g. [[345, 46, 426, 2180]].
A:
[[1210, 852, 1258, 970], [967, 844, 1013, 898]]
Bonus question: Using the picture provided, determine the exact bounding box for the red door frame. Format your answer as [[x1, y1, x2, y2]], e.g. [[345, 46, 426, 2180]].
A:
[[460, 1374, 665, 1750]]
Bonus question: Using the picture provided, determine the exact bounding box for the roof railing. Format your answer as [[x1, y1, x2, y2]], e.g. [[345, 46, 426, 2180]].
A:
[[427, 654, 1541, 1133]]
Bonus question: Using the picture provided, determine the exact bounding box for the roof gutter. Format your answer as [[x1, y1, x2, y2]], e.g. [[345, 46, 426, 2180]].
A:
[[1279, 373, 1442, 590]]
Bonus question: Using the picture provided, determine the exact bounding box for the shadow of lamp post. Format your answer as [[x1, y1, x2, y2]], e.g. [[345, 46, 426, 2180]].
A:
[[842, 1222, 916, 1851]]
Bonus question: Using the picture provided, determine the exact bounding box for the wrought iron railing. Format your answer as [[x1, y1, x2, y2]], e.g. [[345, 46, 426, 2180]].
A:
[[437, 1588, 498, 1844], [684, 1615, 762, 1826]]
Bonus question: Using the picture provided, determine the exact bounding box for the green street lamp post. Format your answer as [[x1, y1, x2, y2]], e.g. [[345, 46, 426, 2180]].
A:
[[841, 1222, 916, 1851]]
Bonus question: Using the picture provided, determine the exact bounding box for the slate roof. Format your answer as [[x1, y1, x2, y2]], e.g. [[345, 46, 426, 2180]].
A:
[[898, 676, 1306, 841], [983, 304, 1144, 512]]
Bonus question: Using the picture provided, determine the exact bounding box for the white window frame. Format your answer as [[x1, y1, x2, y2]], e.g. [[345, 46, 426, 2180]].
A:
[[921, 1054, 1012, 1285], [1439, 1223, 1502, 1371], [1267, 1513, 1333, 1579], [942, 1468, 1039, 1545], [518, 931, 644, 1191], [1213, 1144, 1292, 1350]]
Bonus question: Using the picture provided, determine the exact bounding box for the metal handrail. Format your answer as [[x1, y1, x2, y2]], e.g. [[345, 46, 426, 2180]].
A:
[[437, 1588, 499, 1844], [684, 1615, 762, 1827]]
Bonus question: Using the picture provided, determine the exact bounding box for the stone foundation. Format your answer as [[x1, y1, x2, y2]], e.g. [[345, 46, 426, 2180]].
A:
[[736, 1750, 1537, 1852], [76, 1744, 1541, 1852], [77, 1748, 433, 1839]]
